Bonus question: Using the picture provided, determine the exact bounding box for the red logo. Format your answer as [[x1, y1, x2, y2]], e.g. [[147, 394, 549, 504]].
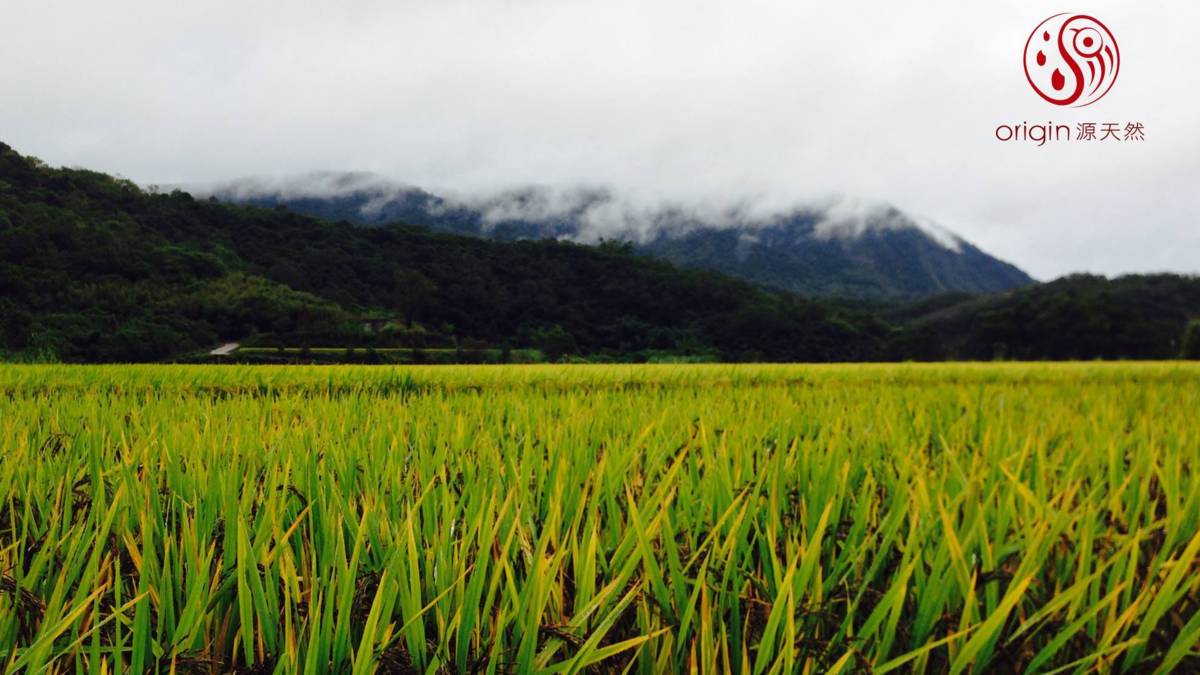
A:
[[1024, 13, 1119, 107]]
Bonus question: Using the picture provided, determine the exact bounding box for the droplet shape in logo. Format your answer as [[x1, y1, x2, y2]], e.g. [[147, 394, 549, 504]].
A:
[[1051, 68, 1065, 91]]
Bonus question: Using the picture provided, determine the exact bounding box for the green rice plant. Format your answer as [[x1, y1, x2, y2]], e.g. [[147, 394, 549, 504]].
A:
[[0, 362, 1196, 673]]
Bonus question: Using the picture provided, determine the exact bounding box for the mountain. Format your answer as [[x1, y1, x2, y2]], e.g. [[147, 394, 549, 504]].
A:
[[4, 143, 1195, 364], [891, 273, 1200, 360], [0, 142, 890, 362], [636, 209, 1033, 298], [207, 175, 1034, 299]]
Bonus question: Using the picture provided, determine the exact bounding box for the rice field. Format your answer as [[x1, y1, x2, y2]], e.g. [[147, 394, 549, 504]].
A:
[[0, 363, 1198, 673]]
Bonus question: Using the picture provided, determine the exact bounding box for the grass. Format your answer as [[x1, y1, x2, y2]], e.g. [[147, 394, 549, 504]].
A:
[[0, 363, 1197, 673]]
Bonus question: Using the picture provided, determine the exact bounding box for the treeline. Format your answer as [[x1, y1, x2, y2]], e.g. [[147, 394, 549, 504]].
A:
[[1, 142, 1197, 363]]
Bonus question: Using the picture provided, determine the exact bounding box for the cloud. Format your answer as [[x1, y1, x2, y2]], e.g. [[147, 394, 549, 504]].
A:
[[1, 0, 1196, 278], [208, 172, 401, 201], [812, 197, 963, 252], [203, 172, 970, 254]]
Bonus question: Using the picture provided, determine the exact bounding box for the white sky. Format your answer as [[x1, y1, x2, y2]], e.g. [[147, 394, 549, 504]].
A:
[[2, 0, 1197, 279]]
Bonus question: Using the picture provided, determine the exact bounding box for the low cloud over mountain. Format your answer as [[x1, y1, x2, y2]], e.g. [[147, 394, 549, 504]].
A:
[[202, 176, 1033, 299]]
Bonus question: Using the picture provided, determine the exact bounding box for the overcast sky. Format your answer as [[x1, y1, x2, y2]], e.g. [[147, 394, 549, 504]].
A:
[[2, 0, 1197, 279]]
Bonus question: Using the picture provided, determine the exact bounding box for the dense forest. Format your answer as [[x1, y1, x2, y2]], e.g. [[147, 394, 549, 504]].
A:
[[1, 142, 1197, 363], [891, 274, 1200, 360], [0, 143, 889, 362]]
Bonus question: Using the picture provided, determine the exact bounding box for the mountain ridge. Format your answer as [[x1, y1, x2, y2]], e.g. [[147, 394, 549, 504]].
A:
[[205, 175, 1035, 299]]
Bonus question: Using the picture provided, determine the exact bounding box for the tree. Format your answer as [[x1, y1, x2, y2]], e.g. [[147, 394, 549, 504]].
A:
[[1181, 320, 1200, 359], [0, 300, 31, 350], [534, 325, 577, 362], [597, 239, 634, 256], [393, 269, 437, 327]]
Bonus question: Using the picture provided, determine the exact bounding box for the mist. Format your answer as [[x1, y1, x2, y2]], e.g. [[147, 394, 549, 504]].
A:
[[197, 173, 974, 257]]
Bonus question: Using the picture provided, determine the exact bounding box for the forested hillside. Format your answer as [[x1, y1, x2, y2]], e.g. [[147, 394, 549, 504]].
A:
[[2, 143, 1197, 363], [892, 274, 1200, 360], [0, 143, 888, 362]]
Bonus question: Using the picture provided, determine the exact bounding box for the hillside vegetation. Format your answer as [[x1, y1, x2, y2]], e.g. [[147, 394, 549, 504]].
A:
[[0, 143, 886, 362], [2, 142, 1198, 363], [893, 274, 1200, 360]]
